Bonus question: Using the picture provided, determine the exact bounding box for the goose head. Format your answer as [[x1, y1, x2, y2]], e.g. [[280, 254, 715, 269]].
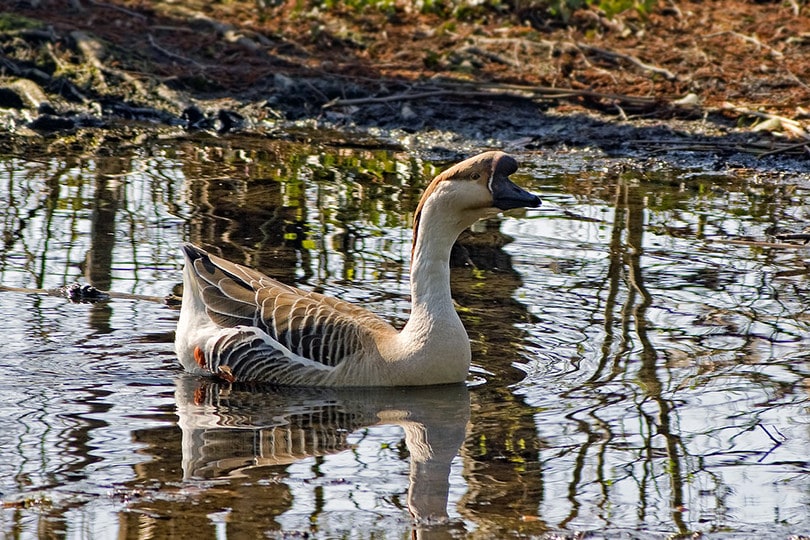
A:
[[413, 151, 541, 248]]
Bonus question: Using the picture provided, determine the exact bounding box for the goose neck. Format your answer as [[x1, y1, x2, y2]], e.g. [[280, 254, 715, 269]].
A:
[[409, 240, 453, 311], [404, 194, 474, 334], [408, 215, 460, 315]]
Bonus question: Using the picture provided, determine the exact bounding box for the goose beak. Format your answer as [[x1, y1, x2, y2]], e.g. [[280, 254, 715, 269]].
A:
[[492, 179, 541, 210], [490, 155, 542, 211]]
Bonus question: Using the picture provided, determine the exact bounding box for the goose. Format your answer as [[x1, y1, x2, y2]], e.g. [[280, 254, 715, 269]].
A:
[[175, 151, 541, 386]]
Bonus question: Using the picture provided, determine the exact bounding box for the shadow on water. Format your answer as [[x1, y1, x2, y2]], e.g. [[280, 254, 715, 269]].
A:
[[0, 136, 809, 539]]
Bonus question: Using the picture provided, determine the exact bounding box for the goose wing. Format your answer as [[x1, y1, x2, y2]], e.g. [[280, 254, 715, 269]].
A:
[[182, 244, 398, 371]]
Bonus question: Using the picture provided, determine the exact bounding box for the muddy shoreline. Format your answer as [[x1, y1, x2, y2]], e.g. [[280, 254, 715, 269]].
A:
[[1, 3, 808, 170]]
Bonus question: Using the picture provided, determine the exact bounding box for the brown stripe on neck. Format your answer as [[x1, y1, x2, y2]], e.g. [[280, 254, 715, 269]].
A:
[[411, 172, 451, 260]]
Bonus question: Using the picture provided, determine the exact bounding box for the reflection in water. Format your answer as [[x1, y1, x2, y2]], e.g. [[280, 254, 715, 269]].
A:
[[1, 141, 810, 538], [620, 180, 688, 534], [175, 378, 469, 525], [561, 177, 688, 532], [84, 159, 124, 333], [516, 166, 810, 536]]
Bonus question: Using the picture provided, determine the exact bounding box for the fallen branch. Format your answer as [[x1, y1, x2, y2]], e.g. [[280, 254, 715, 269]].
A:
[[70, 30, 109, 90], [322, 81, 660, 111], [0, 283, 175, 305]]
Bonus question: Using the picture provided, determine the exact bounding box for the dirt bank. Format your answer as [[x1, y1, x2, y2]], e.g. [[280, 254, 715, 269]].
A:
[[1, 1, 808, 165]]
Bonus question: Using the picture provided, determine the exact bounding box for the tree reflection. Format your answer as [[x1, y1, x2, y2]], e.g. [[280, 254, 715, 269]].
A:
[[557, 174, 690, 534], [83, 158, 127, 333]]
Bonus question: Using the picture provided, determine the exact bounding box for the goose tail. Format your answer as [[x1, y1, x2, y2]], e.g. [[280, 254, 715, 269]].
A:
[[181, 242, 216, 276], [178, 243, 212, 313], [176, 243, 219, 375]]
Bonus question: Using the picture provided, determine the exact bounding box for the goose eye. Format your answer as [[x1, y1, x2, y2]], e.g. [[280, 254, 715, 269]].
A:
[[471, 173, 480, 180]]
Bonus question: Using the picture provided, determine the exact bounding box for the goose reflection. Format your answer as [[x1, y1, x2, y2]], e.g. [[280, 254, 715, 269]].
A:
[[174, 376, 470, 523]]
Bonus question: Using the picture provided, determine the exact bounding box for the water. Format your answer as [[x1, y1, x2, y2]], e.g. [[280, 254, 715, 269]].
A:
[[1, 137, 809, 539]]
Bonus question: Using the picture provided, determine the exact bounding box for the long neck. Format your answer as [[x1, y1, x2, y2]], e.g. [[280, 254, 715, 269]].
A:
[[388, 196, 474, 383], [401, 191, 483, 348], [407, 206, 463, 321]]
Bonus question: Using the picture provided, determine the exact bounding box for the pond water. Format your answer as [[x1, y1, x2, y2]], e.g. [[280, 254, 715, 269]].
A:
[[0, 135, 809, 539]]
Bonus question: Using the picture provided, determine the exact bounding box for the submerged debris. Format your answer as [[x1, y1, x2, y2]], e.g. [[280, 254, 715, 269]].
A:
[[61, 283, 111, 303]]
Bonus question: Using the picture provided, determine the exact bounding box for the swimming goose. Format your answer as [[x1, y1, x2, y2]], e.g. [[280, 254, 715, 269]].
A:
[[175, 151, 541, 386]]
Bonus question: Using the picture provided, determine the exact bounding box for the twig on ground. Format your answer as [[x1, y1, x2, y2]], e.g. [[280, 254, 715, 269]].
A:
[[471, 36, 558, 54], [88, 0, 148, 20], [723, 102, 809, 139], [756, 141, 810, 158], [575, 42, 677, 80], [460, 46, 519, 67], [706, 31, 784, 59], [147, 34, 208, 69], [323, 90, 459, 108], [635, 138, 810, 157], [150, 25, 198, 33]]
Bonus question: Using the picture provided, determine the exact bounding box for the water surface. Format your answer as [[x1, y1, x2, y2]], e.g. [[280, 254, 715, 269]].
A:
[[1, 138, 809, 539]]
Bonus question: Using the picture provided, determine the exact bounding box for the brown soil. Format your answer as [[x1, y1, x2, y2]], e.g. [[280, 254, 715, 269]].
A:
[[3, 0, 810, 156]]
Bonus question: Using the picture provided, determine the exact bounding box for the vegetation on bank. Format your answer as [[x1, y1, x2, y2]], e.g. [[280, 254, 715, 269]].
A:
[[308, 0, 656, 21]]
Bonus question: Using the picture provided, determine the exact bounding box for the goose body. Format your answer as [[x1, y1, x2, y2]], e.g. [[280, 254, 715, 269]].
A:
[[175, 151, 541, 386]]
